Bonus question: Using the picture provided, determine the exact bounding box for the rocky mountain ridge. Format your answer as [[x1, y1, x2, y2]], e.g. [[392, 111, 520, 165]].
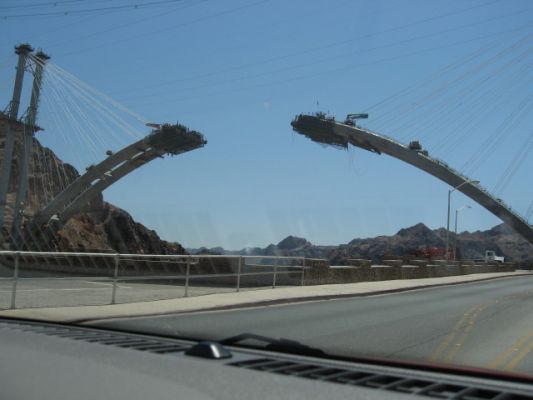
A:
[[188, 223, 533, 264]]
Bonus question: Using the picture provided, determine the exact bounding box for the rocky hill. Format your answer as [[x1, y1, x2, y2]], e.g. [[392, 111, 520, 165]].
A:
[[1, 135, 185, 254], [189, 223, 532, 264], [438, 224, 532, 263]]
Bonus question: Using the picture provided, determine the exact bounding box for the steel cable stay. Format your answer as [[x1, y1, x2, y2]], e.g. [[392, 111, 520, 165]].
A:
[[375, 33, 532, 117], [30, 56, 158, 177], [41, 68, 133, 158], [388, 49, 533, 150], [463, 89, 533, 173], [32, 55, 148, 126], [461, 91, 533, 176], [437, 69, 533, 160], [418, 73, 529, 156], [366, 44, 496, 121], [34, 61, 149, 159], [471, 109, 527, 180], [492, 131, 533, 195], [37, 68, 105, 170], [10, 65, 152, 259], [368, 38, 530, 132], [37, 88, 77, 193], [31, 141, 53, 206], [365, 32, 532, 117], [371, 34, 533, 135], [25, 74, 76, 198], [366, 44, 527, 180], [38, 60, 147, 136], [384, 59, 531, 146]]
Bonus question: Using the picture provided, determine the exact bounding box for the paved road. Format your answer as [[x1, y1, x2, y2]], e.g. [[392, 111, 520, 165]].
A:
[[0, 277, 259, 309], [98, 275, 533, 375], [0, 262, 286, 309]]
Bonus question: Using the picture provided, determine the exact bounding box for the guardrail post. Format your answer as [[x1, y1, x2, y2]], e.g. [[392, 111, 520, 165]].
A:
[[300, 257, 305, 286], [272, 257, 279, 288], [236, 256, 243, 292], [10, 252, 20, 309], [184, 258, 191, 297], [111, 254, 119, 305]]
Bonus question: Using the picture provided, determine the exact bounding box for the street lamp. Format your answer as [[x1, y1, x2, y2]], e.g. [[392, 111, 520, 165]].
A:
[[453, 205, 471, 261], [445, 179, 479, 260]]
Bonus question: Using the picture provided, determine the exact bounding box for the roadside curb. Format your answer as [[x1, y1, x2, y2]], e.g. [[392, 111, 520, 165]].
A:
[[80, 272, 533, 323], [2, 272, 530, 324]]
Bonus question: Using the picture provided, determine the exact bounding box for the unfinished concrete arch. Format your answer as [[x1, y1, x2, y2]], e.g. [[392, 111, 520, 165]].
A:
[[29, 124, 206, 233], [291, 114, 533, 246]]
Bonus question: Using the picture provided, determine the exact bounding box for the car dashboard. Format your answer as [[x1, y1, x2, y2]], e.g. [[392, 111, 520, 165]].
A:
[[0, 318, 532, 400]]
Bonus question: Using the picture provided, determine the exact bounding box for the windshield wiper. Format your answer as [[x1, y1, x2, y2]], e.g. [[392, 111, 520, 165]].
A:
[[220, 333, 326, 358]]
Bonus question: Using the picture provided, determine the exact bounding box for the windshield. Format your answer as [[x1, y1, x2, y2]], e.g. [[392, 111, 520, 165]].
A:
[[0, 0, 532, 378]]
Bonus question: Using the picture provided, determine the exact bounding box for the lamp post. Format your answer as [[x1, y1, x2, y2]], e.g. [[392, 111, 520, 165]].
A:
[[453, 205, 471, 261], [445, 179, 479, 260]]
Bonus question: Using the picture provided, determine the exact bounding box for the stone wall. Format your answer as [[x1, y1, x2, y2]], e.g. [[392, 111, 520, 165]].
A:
[[302, 260, 516, 285]]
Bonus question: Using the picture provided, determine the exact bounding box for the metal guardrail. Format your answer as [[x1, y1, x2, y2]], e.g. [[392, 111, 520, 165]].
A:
[[0, 251, 318, 310]]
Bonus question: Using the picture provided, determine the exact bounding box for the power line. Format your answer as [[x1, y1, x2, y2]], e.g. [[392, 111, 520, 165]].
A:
[[1, 0, 189, 19], [116, 16, 533, 103], [56, 0, 270, 57], [110, 2, 531, 99], [0, 0, 111, 10], [45, 0, 207, 48], [126, 24, 533, 108], [55, 0, 503, 58]]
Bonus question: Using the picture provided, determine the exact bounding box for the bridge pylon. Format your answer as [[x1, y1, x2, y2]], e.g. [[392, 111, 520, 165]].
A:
[[0, 44, 34, 236]]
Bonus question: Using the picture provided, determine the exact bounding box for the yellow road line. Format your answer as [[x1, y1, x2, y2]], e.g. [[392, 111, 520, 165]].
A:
[[443, 303, 491, 363], [429, 303, 483, 362], [430, 293, 528, 364], [505, 338, 533, 371], [487, 331, 533, 369]]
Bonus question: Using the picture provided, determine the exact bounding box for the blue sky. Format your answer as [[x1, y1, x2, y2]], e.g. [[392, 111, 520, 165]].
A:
[[0, 0, 532, 249]]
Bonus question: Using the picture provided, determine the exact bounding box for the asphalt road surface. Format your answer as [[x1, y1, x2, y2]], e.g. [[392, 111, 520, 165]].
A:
[[0, 277, 252, 309], [98, 275, 533, 375]]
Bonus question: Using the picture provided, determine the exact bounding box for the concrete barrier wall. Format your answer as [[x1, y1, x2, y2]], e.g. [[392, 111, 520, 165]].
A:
[[303, 262, 515, 286]]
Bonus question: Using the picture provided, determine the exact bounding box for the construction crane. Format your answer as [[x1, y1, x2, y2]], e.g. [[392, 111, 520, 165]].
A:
[[344, 113, 369, 126]]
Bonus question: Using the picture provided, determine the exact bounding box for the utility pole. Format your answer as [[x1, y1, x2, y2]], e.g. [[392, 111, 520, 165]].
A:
[[0, 44, 33, 237], [453, 205, 471, 261], [11, 51, 49, 248], [445, 179, 479, 260]]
